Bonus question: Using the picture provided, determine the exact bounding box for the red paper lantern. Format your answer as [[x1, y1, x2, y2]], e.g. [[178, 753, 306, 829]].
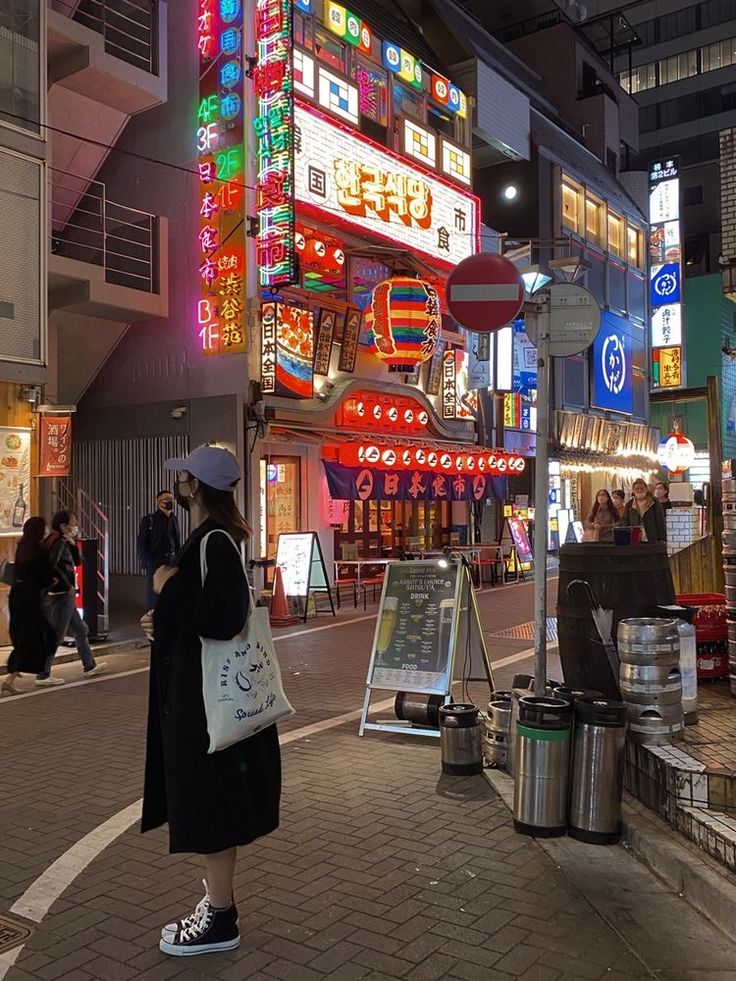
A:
[[365, 277, 440, 371]]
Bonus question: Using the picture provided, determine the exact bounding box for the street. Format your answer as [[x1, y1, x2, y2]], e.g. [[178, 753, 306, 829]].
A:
[[2, 579, 735, 981]]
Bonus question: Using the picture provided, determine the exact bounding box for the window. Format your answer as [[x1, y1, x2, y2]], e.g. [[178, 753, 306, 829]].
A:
[[351, 57, 388, 126], [658, 50, 698, 85], [392, 81, 425, 123], [684, 185, 703, 206], [562, 177, 583, 234], [607, 212, 623, 257], [0, 0, 41, 132], [427, 103, 455, 138], [585, 193, 605, 247], [294, 12, 313, 49], [630, 63, 656, 94], [627, 225, 643, 268], [701, 37, 736, 72], [314, 27, 346, 72]]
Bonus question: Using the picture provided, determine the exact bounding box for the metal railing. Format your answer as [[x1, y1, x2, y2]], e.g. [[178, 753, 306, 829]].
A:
[[50, 0, 157, 74], [50, 167, 158, 293], [52, 479, 110, 636]]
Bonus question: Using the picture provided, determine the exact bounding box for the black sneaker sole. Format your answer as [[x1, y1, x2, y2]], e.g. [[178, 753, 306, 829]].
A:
[[159, 935, 240, 956]]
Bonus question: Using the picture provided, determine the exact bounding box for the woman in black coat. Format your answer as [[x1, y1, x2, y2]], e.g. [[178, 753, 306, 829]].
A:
[[2, 517, 57, 696], [140, 446, 281, 957]]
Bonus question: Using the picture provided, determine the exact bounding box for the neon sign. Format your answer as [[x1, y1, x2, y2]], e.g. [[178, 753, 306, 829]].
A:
[[294, 104, 479, 268], [195, 0, 246, 355], [335, 442, 526, 475], [649, 158, 684, 389], [254, 0, 297, 288]]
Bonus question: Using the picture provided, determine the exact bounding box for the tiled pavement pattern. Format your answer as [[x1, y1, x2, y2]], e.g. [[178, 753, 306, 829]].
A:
[[3, 578, 734, 980]]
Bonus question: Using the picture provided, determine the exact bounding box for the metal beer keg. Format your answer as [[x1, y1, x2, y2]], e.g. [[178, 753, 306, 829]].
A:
[[617, 618, 684, 744], [513, 697, 572, 838], [568, 698, 627, 844], [439, 704, 482, 775], [483, 699, 511, 768]]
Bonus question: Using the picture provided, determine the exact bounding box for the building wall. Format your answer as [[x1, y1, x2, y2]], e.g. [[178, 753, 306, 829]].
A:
[[76, 0, 249, 413]]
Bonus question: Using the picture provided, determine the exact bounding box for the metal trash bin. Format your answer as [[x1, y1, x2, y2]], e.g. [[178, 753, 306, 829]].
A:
[[513, 697, 572, 838], [439, 704, 482, 775], [568, 697, 627, 844]]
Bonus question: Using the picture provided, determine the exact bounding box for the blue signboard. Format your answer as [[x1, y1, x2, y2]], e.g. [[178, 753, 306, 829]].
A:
[[650, 263, 681, 307], [591, 311, 633, 414], [513, 319, 537, 395]]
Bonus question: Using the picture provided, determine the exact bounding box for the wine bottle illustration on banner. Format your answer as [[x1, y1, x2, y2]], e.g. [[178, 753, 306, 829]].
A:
[[12, 483, 26, 528]]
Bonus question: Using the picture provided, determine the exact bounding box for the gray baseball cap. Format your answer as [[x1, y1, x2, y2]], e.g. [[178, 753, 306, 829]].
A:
[[164, 444, 240, 491]]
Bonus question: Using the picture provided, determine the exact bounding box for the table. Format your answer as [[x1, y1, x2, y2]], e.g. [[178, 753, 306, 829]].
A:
[[333, 558, 393, 609]]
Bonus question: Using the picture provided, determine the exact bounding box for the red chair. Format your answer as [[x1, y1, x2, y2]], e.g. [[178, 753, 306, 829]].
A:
[[334, 564, 358, 609], [358, 567, 385, 610]]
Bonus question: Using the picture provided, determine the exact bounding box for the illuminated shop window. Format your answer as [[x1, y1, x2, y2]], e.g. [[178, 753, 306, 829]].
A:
[[392, 81, 425, 122], [585, 192, 605, 247], [351, 56, 388, 125], [561, 177, 583, 234], [658, 50, 698, 84], [607, 211, 623, 257], [627, 225, 644, 268], [314, 26, 346, 71]]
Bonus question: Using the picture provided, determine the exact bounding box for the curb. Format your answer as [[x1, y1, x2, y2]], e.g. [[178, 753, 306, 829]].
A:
[[622, 797, 736, 942], [483, 767, 736, 943]]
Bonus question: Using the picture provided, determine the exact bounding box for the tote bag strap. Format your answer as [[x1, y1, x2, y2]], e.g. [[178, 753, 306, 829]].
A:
[[199, 529, 256, 607]]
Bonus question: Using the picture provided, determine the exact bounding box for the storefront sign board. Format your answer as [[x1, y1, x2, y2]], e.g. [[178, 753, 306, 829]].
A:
[[337, 308, 361, 372], [591, 310, 633, 415], [294, 104, 479, 268], [502, 516, 533, 564], [276, 531, 334, 621], [39, 415, 71, 477]]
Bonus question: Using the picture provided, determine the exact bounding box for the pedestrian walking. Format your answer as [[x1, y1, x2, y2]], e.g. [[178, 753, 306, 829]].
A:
[[36, 510, 107, 686], [140, 445, 281, 957], [624, 479, 667, 543], [583, 489, 622, 543], [2, 517, 57, 696], [138, 490, 181, 610]]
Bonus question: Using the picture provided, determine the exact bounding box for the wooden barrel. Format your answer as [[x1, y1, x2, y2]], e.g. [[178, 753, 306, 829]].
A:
[[556, 544, 675, 699]]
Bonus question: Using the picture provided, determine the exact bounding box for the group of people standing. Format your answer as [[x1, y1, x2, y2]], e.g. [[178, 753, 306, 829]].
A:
[[2, 510, 106, 695], [584, 479, 671, 544]]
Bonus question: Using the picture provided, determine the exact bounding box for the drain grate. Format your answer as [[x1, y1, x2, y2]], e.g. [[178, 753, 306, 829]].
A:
[[490, 618, 558, 641], [0, 914, 32, 954]]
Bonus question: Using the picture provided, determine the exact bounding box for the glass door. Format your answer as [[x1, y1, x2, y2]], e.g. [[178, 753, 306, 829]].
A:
[[259, 456, 301, 559]]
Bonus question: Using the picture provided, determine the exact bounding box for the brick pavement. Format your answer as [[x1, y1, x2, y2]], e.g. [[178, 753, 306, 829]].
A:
[[2, 578, 731, 980]]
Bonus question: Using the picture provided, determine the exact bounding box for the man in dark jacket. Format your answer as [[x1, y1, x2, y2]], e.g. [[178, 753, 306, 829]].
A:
[[139, 490, 181, 609]]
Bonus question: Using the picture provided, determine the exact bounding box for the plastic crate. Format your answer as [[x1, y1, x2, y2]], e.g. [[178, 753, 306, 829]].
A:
[[676, 593, 726, 606]]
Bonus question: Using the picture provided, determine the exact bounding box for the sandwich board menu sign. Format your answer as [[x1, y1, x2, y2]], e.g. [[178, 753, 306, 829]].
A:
[[275, 532, 334, 621], [359, 560, 493, 739]]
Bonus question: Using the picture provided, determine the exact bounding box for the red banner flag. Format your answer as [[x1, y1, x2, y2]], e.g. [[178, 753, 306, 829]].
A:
[[39, 415, 72, 477]]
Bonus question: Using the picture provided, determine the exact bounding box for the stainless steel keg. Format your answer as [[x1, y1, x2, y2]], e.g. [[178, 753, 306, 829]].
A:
[[625, 701, 684, 744], [483, 699, 511, 768], [568, 698, 627, 844], [513, 697, 572, 838], [618, 618, 683, 745], [439, 704, 482, 775]]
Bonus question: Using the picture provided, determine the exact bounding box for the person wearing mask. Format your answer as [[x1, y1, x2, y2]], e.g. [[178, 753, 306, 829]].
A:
[[584, 489, 622, 543], [611, 489, 626, 519], [140, 445, 281, 957], [654, 481, 673, 511], [2, 517, 58, 696], [36, 510, 107, 686], [624, 479, 667, 543], [138, 490, 181, 610]]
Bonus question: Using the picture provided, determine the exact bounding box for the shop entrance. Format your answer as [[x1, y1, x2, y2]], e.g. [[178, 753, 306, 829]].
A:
[[259, 456, 301, 560], [333, 499, 452, 558]]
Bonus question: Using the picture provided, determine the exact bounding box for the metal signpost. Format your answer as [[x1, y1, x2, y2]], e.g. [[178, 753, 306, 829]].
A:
[[524, 284, 601, 692]]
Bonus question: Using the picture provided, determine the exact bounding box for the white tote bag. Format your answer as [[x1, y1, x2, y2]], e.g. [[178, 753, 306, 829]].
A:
[[199, 530, 294, 753]]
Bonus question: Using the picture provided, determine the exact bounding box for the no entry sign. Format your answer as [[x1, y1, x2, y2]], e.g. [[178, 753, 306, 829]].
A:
[[447, 253, 525, 333]]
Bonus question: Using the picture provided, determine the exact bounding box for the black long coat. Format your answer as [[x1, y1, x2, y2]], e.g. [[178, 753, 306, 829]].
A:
[[7, 553, 57, 674], [141, 519, 281, 854]]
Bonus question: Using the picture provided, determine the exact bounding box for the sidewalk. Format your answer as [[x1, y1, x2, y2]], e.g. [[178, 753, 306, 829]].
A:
[[1, 579, 735, 981]]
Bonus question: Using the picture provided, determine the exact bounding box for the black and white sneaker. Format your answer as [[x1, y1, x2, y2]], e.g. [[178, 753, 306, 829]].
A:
[[159, 902, 239, 957], [161, 880, 238, 941]]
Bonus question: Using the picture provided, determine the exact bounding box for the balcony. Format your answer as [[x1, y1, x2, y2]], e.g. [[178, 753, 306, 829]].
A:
[[47, 0, 167, 114], [49, 168, 168, 321]]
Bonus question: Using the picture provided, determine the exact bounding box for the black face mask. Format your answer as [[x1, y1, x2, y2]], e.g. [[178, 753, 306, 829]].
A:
[[162, 500, 174, 512], [174, 482, 191, 512]]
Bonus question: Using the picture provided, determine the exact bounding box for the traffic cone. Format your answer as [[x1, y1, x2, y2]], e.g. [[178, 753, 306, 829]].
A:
[[269, 566, 299, 626]]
